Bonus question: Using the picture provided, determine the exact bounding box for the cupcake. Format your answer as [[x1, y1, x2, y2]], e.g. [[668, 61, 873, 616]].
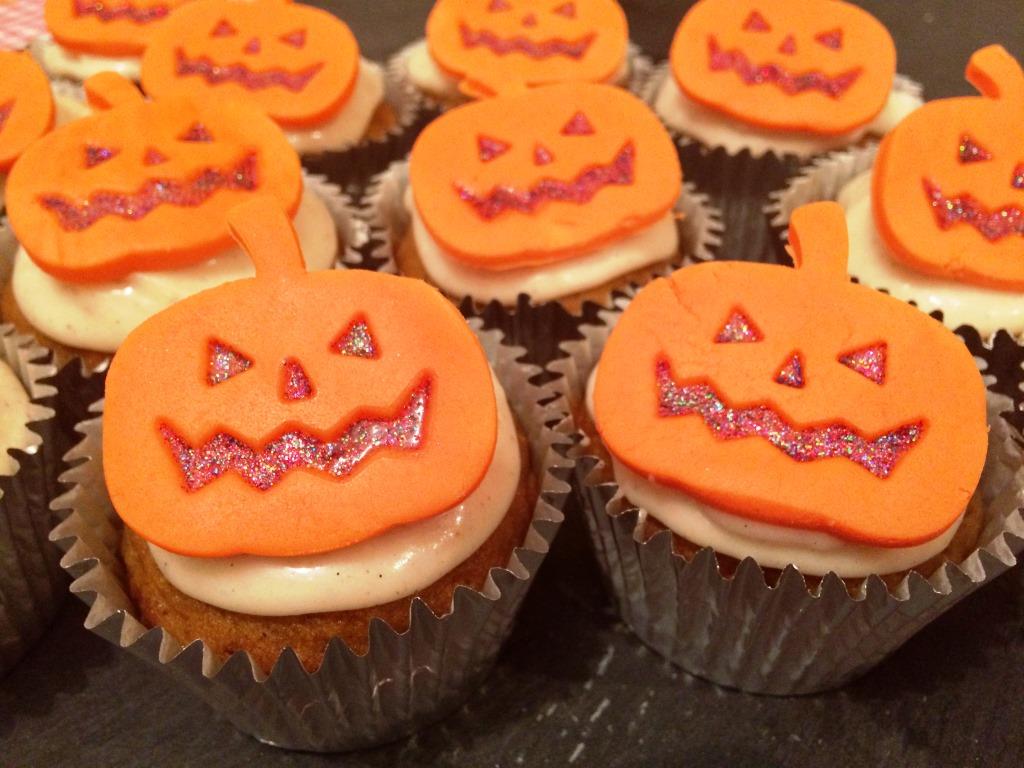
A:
[[140, 0, 398, 159], [400, 0, 631, 107], [367, 81, 719, 314], [31, 0, 193, 82], [53, 197, 569, 750], [775, 46, 1024, 337], [563, 202, 1024, 694], [2, 72, 343, 370]]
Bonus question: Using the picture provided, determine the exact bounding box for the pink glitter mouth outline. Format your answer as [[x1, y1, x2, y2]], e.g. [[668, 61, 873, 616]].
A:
[[73, 0, 170, 24], [706, 37, 862, 99], [922, 179, 1024, 242], [0, 100, 12, 135], [38, 153, 258, 232], [174, 49, 324, 92], [159, 379, 430, 492], [455, 140, 635, 220], [459, 23, 595, 60], [656, 359, 922, 478]]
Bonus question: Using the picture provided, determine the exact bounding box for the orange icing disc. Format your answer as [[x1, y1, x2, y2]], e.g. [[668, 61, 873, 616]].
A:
[[141, 0, 360, 128], [103, 197, 498, 558], [873, 45, 1024, 290], [593, 202, 987, 548], [45, 0, 196, 58], [409, 82, 680, 270], [669, 0, 895, 135], [426, 0, 628, 98], [0, 52, 55, 173], [5, 73, 301, 284]]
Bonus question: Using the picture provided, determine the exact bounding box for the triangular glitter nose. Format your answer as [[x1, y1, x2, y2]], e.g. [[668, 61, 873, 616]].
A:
[[533, 143, 554, 165], [778, 34, 797, 55], [714, 311, 762, 343], [958, 135, 991, 163], [815, 28, 843, 50], [243, 37, 261, 54], [522, 12, 537, 26], [774, 353, 804, 388], [742, 10, 771, 31], [839, 343, 887, 385], [488, 0, 511, 11], [281, 359, 314, 401], [179, 123, 213, 142], [1013, 163, 1024, 190], [333, 320, 377, 358], [561, 111, 595, 135], [211, 19, 236, 37], [477, 134, 510, 162], [143, 146, 168, 166], [207, 340, 251, 385]]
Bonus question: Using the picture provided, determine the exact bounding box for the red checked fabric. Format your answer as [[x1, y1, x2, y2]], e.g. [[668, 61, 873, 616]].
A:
[[0, 0, 46, 51]]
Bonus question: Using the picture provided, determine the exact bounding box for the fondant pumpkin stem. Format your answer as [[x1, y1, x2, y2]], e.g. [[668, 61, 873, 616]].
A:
[[787, 202, 849, 283], [84, 72, 145, 111], [227, 197, 306, 282], [966, 45, 1024, 104]]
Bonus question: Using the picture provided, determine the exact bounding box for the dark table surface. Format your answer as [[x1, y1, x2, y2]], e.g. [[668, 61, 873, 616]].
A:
[[4, 2, 1024, 766]]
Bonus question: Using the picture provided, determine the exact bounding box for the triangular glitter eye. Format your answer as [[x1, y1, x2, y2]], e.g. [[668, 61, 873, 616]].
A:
[[561, 111, 595, 136], [488, 0, 511, 11], [815, 28, 843, 50], [714, 311, 762, 343], [1012, 163, 1024, 190], [477, 134, 510, 162], [279, 29, 306, 48], [84, 144, 119, 168], [210, 19, 236, 37], [958, 135, 991, 163], [143, 147, 168, 166], [207, 340, 252, 385], [333, 320, 378, 359], [533, 143, 554, 165], [774, 353, 804, 388], [553, 2, 575, 18], [838, 343, 887, 385], [179, 123, 213, 142], [281, 359, 314, 401], [742, 10, 771, 32]]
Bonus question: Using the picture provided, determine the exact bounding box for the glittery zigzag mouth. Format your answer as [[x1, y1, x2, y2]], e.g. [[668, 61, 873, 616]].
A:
[[159, 379, 431, 492], [706, 37, 861, 99], [459, 23, 595, 59], [0, 100, 12, 134], [38, 153, 258, 232], [175, 49, 324, 92], [455, 141, 635, 219], [74, 0, 169, 24], [656, 360, 922, 478], [923, 179, 1024, 242]]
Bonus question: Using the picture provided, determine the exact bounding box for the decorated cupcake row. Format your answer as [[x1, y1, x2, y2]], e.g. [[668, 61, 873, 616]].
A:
[[0, 0, 1021, 755]]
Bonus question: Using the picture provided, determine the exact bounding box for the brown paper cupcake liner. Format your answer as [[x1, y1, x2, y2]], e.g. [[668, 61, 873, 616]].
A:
[[640, 62, 921, 265], [49, 325, 573, 751], [551, 318, 1024, 696]]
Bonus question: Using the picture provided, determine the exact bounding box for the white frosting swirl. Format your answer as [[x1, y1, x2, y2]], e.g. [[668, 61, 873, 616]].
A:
[[149, 372, 521, 616], [840, 170, 1024, 336], [585, 368, 961, 578], [0, 360, 34, 477], [406, 189, 679, 304], [11, 184, 338, 353], [285, 59, 385, 155], [30, 36, 140, 82], [654, 75, 921, 158]]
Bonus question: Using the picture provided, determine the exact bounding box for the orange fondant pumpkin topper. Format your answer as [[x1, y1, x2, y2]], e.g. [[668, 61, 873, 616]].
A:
[[5, 72, 301, 284], [427, 0, 628, 98], [45, 0, 196, 57], [874, 46, 1024, 290], [670, 0, 895, 135], [141, 0, 360, 127], [594, 202, 987, 548], [103, 197, 498, 558], [410, 82, 680, 269], [0, 52, 54, 173]]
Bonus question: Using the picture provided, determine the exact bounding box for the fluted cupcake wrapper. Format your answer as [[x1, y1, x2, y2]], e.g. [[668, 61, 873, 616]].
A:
[[49, 326, 572, 752], [551, 319, 1024, 696]]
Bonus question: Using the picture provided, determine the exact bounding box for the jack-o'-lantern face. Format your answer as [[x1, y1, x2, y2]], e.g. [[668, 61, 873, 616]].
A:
[[103, 198, 497, 558], [141, 0, 359, 127], [45, 0, 196, 57], [0, 52, 54, 173], [670, 0, 895, 135], [410, 82, 680, 269], [5, 72, 301, 283], [427, 0, 628, 98], [874, 46, 1024, 290], [594, 202, 987, 548]]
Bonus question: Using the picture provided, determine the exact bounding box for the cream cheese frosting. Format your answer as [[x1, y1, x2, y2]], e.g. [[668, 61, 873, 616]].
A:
[[0, 360, 35, 477], [585, 367, 962, 578], [12, 184, 338, 353], [285, 59, 385, 155], [839, 170, 1024, 336], [30, 36, 140, 82], [149, 372, 521, 616], [405, 188, 679, 304], [654, 75, 922, 158]]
